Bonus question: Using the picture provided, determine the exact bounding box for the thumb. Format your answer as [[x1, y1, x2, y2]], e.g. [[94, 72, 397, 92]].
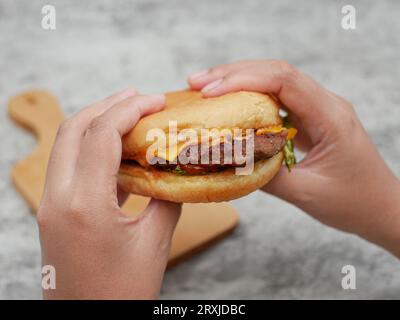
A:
[[138, 199, 182, 254]]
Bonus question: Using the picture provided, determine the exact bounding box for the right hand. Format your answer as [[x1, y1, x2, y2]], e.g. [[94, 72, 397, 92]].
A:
[[38, 89, 181, 299], [188, 60, 400, 256]]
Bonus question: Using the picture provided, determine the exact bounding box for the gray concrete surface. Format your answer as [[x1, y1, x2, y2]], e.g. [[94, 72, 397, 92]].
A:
[[0, 0, 399, 299]]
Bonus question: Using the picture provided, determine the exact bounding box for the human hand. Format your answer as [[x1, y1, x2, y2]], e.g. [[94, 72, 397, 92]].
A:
[[37, 89, 181, 299], [188, 60, 400, 256]]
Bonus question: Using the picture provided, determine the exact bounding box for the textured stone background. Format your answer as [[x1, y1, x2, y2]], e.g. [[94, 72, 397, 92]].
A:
[[0, 0, 399, 299]]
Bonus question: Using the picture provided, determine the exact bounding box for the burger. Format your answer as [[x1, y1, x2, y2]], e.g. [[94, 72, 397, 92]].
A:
[[119, 90, 296, 203]]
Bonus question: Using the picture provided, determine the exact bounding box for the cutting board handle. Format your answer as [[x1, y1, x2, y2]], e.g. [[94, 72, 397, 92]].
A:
[[8, 90, 64, 144]]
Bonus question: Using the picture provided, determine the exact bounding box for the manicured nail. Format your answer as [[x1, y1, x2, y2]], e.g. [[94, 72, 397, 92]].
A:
[[202, 78, 223, 93], [189, 69, 209, 80]]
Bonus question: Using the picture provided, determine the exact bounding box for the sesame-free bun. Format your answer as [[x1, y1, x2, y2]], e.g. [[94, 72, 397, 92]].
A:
[[122, 90, 282, 159], [118, 90, 283, 203]]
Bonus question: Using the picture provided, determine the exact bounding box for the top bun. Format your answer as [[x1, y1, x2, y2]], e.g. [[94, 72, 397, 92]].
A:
[[122, 90, 282, 159]]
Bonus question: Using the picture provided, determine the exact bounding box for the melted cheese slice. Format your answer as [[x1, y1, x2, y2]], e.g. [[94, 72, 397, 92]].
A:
[[154, 134, 233, 162], [151, 126, 297, 163], [256, 126, 297, 140], [156, 141, 192, 162]]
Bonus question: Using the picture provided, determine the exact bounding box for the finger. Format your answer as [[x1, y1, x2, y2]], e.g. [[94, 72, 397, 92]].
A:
[[93, 94, 165, 136], [201, 62, 343, 144], [73, 94, 165, 204], [73, 88, 139, 126], [137, 199, 182, 255], [187, 61, 256, 90], [44, 88, 137, 192]]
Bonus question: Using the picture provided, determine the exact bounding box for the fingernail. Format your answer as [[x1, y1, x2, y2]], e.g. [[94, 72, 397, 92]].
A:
[[202, 78, 223, 93], [189, 69, 209, 80]]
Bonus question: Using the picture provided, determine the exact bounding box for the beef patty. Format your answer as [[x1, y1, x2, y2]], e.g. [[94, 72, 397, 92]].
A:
[[152, 130, 288, 174]]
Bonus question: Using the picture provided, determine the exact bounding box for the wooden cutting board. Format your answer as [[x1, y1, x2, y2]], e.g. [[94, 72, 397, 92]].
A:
[[8, 90, 239, 267]]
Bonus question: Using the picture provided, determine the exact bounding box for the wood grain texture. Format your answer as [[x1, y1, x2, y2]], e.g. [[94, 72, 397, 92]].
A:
[[8, 90, 239, 267]]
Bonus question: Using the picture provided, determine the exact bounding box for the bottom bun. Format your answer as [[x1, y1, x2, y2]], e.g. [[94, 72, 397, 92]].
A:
[[118, 152, 283, 203]]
